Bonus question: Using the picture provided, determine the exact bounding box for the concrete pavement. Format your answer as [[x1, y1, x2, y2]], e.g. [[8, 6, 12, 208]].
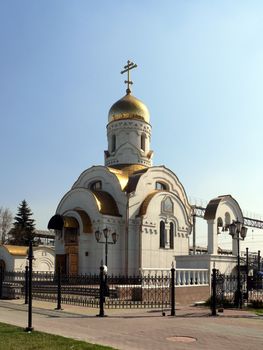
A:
[[0, 299, 262, 350]]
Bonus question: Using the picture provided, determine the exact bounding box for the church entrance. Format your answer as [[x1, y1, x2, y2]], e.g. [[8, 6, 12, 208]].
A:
[[66, 246, 78, 274], [64, 225, 79, 274], [56, 249, 78, 275]]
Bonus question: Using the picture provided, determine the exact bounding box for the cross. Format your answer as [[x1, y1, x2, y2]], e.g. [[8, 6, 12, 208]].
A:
[[121, 60, 137, 94]]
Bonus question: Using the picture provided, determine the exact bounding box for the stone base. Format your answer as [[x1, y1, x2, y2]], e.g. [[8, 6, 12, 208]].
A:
[[1, 282, 22, 299]]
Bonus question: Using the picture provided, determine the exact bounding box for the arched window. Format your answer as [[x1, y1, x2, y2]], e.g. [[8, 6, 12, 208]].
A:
[[170, 222, 174, 249], [160, 220, 165, 248], [225, 212, 231, 226], [156, 182, 168, 191], [111, 135, 116, 152], [141, 134, 146, 151], [217, 217, 223, 228], [90, 181, 102, 190]]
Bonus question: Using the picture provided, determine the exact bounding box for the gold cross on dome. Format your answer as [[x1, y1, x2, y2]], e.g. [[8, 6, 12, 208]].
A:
[[121, 60, 137, 94]]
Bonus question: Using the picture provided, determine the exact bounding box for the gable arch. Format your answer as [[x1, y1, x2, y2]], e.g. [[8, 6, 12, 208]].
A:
[[138, 191, 192, 233], [134, 166, 192, 218], [72, 165, 128, 195], [204, 195, 244, 255], [204, 195, 244, 225]]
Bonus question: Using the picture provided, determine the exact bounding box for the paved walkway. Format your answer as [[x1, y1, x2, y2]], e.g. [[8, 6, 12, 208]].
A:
[[0, 299, 262, 350]]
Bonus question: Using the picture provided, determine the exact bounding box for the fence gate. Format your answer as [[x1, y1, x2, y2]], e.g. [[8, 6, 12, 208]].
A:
[[211, 269, 258, 312]]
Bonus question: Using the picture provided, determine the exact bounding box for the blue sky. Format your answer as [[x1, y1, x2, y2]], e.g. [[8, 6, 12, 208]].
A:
[[0, 1, 262, 251]]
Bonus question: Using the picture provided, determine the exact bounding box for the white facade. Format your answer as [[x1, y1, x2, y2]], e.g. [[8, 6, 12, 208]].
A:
[[49, 87, 192, 275], [49, 80, 248, 277], [0, 245, 55, 272]]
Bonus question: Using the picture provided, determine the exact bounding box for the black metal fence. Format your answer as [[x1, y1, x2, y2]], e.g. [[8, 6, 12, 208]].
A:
[[0, 269, 172, 310], [211, 269, 263, 313]]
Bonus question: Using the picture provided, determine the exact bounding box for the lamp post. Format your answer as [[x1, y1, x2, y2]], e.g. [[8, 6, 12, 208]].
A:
[[25, 240, 34, 332], [229, 220, 247, 309], [95, 227, 118, 268], [95, 228, 118, 317]]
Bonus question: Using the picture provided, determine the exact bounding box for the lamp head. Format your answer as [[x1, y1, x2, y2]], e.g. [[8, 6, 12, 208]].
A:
[[229, 222, 237, 237], [95, 230, 102, 242], [112, 231, 118, 244], [240, 226, 248, 240], [103, 227, 110, 239], [236, 221, 242, 233]]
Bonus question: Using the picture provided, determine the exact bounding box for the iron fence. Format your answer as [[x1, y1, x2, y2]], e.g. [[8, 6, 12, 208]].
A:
[[1, 270, 171, 309], [211, 270, 263, 312]]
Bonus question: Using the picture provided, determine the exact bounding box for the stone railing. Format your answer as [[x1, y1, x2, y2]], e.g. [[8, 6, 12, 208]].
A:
[[140, 268, 209, 286], [175, 269, 209, 286]]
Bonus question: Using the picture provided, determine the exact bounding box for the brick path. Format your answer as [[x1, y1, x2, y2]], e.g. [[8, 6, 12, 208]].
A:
[[0, 299, 262, 350]]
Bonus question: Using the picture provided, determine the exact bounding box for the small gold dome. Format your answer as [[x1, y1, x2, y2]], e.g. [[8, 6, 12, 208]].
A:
[[108, 93, 150, 123]]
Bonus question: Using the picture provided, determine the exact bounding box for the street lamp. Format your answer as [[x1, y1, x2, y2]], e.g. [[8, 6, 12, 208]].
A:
[[229, 220, 248, 308], [95, 227, 118, 267]]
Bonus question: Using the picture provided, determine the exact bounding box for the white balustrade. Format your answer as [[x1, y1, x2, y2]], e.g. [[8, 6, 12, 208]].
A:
[[140, 268, 209, 287]]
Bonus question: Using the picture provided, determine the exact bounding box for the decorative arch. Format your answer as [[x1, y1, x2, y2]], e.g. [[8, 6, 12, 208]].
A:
[[204, 195, 244, 255], [134, 166, 192, 219], [33, 257, 54, 272], [138, 191, 192, 230], [204, 195, 244, 224]]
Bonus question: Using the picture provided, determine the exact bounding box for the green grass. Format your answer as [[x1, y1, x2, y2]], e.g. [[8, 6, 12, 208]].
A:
[[0, 322, 116, 350], [253, 308, 263, 315]]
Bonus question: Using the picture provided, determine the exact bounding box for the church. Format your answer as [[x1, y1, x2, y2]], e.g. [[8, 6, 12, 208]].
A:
[[48, 61, 247, 276]]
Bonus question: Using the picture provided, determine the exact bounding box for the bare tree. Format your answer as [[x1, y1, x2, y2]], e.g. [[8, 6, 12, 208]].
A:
[[0, 207, 13, 244]]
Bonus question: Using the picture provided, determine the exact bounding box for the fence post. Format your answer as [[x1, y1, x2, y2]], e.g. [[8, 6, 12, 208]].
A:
[[0, 266, 3, 299], [55, 266, 62, 310], [25, 240, 34, 332], [170, 265, 175, 316], [211, 268, 217, 316], [24, 266, 29, 305], [245, 248, 249, 302]]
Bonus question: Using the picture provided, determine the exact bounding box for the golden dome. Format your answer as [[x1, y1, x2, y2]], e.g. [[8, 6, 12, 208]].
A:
[[108, 93, 150, 124]]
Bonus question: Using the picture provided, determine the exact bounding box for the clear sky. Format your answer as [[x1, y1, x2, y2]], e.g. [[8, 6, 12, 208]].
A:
[[0, 1, 262, 252]]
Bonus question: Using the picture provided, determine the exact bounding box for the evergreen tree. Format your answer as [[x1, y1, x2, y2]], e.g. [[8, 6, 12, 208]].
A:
[[9, 200, 35, 246]]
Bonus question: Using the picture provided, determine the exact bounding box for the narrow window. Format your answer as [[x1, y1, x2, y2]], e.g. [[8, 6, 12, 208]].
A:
[[111, 135, 116, 152], [156, 182, 168, 191], [160, 220, 165, 248], [170, 222, 174, 249], [90, 181, 102, 190], [141, 134, 146, 151], [225, 212, 231, 226]]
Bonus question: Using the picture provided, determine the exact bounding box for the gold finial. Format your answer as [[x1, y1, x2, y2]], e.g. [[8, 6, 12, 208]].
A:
[[121, 60, 137, 94]]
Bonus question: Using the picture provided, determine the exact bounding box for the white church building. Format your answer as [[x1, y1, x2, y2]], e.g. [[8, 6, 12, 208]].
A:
[[48, 62, 247, 277]]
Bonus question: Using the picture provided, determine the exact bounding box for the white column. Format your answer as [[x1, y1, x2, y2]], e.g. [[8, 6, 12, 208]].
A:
[[207, 220, 218, 254], [192, 270, 196, 284]]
